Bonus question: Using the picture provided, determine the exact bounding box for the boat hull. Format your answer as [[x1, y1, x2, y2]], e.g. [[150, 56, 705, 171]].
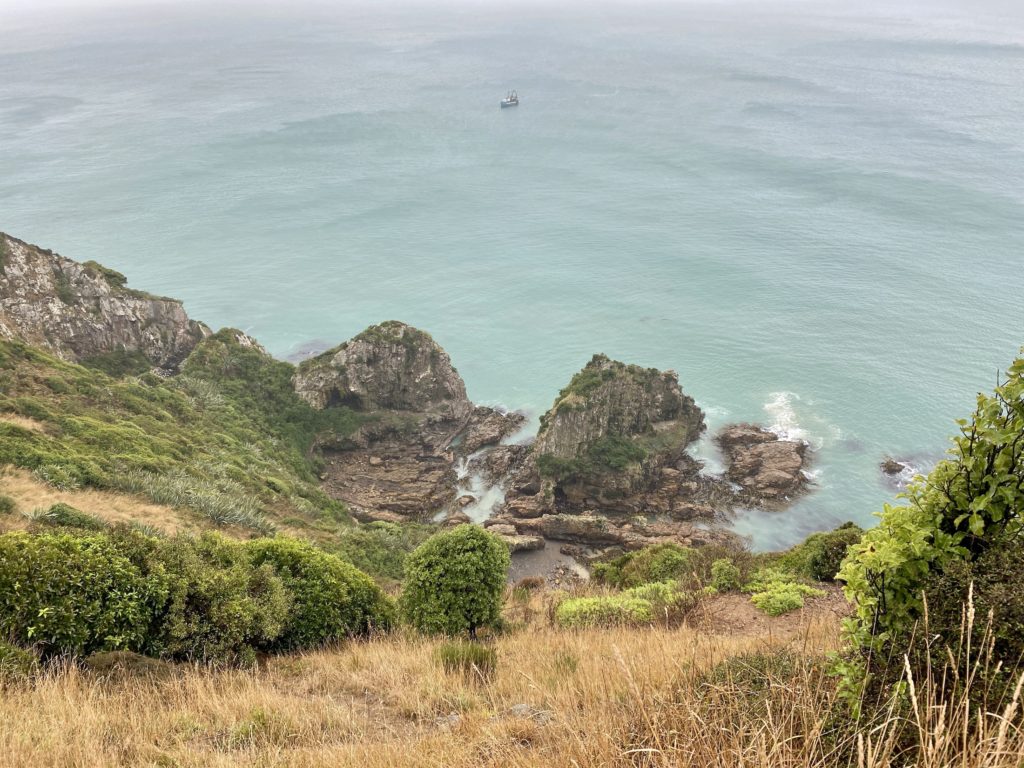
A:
[[500, 101, 518, 108]]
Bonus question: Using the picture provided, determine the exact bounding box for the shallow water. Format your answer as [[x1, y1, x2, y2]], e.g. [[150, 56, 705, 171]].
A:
[[2, 0, 1023, 548]]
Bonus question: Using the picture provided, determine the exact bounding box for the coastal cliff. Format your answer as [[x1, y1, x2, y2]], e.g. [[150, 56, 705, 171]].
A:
[[0, 232, 209, 371]]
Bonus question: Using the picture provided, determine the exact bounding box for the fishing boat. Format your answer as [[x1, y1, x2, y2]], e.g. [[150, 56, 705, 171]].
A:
[[500, 90, 519, 108]]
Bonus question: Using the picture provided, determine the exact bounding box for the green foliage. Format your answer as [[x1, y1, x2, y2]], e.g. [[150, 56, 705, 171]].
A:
[[537, 434, 648, 480], [329, 521, 434, 583], [399, 525, 510, 636], [555, 595, 654, 628], [140, 533, 290, 665], [750, 582, 822, 616], [80, 349, 152, 378], [0, 494, 15, 515], [710, 558, 742, 592], [592, 543, 701, 589], [0, 336, 357, 533], [27, 502, 107, 531], [919, 533, 1024, 706], [0, 641, 39, 682], [840, 353, 1024, 654], [435, 640, 497, 677], [0, 532, 164, 657], [246, 538, 394, 649], [777, 522, 862, 582]]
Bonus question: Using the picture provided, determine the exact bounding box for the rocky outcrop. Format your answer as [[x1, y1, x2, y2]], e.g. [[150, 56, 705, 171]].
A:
[[293, 321, 471, 418], [717, 424, 809, 502], [496, 512, 738, 551], [0, 232, 209, 370], [880, 456, 907, 476], [503, 354, 707, 519], [303, 321, 523, 522]]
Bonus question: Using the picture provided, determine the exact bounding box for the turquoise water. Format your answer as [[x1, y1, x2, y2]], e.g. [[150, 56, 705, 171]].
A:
[[2, 1, 1023, 548]]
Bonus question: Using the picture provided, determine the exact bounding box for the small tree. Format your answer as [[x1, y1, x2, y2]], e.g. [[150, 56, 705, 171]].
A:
[[399, 525, 510, 636]]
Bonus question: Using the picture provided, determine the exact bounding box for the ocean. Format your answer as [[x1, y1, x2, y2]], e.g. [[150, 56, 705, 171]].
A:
[[2, 0, 1023, 548]]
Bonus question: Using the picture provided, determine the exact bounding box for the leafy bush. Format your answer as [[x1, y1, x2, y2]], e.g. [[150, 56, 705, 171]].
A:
[[0, 641, 39, 682], [144, 533, 290, 665], [246, 538, 394, 649], [27, 502, 107, 531], [400, 525, 510, 636], [0, 532, 163, 657], [777, 522, 862, 582], [840, 353, 1024, 661], [0, 494, 15, 515], [710, 559, 741, 592], [592, 543, 701, 589], [435, 640, 497, 677], [750, 581, 822, 616], [555, 596, 654, 628]]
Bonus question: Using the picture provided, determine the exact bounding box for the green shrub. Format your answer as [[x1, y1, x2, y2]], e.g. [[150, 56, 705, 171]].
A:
[[0, 495, 15, 515], [246, 538, 394, 649], [747, 572, 824, 616], [710, 559, 741, 592], [778, 523, 862, 582], [145, 533, 290, 665], [555, 596, 654, 628], [592, 543, 701, 589], [0, 641, 39, 682], [80, 349, 152, 378], [841, 353, 1024, 667], [435, 640, 497, 677], [0, 532, 163, 657], [28, 502, 107, 531], [400, 525, 510, 636]]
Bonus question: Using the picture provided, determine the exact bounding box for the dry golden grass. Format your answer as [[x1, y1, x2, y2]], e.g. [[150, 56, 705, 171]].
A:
[[2, 594, 1020, 768], [0, 466, 199, 534], [0, 413, 47, 433]]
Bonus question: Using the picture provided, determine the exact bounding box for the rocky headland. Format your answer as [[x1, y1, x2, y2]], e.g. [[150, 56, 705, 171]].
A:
[[0, 230, 813, 564]]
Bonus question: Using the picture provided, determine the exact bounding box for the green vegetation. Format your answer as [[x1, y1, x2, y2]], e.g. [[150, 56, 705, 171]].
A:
[[743, 567, 824, 616], [776, 522, 862, 582], [80, 349, 152, 377], [435, 640, 497, 677], [27, 502, 107, 531], [710, 558, 742, 592], [247, 538, 395, 649], [399, 525, 510, 637], [537, 434, 648, 480], [840, 352, 1024, 701], [0, 641, 39, 682], [0, 494, 15, 515], [0, 335, 364, 533], [53, 270, 75, 304], [328, 521, 434, 584], [0, 531, 164, 657], [0, 528, 393, 665], [591, 543, 702, 589], [555, 595, 654, 628]]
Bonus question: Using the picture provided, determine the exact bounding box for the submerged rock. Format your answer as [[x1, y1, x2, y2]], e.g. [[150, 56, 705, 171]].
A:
[[0, 232, 209, 370]]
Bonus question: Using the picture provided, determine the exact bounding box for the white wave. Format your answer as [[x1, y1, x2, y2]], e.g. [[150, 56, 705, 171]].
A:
[[763, 391, 810, 443]]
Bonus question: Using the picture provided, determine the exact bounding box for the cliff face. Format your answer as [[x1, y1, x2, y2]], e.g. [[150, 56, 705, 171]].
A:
[[531, 354, 706, 508], [297, 321, 522, 522], [293, 321, 471, 420], [534, 354, 704, 460], [0, 233, 209, 370]]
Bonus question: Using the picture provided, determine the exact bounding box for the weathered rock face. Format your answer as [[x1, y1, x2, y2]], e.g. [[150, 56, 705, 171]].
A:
[[304, 321, 523, 522], [512, 354, 706, 516], [717, 423, 809, 502], [0, 232, 209, 369], [293, 321, 471, 419]]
